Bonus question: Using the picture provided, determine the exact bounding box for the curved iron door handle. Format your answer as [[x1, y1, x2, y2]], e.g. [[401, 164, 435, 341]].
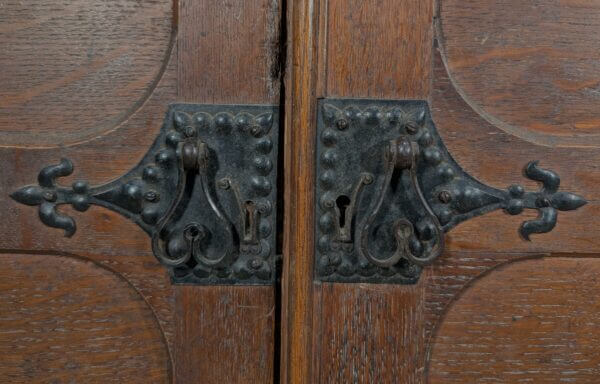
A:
[[315, 99, 587, 284], [151, 140, 234, 268], [357, 137, 444, 268], [11, 104, 279, 285]]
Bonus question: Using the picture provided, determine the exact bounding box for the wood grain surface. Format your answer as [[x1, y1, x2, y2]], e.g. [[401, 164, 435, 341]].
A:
[[315, 282, 426, 384], [280, 0, 319, 382], [178, 0, 281, 104], [0, 253, 170, 383], [0, 0, 175, 147], [324, 0, 433, 99], [428, 257, 600, 383], [438, 0, 600, 147], [174, 286, 275, 384]]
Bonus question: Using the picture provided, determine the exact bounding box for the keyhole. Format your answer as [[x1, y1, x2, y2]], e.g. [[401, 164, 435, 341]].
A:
[[336, 195, 351, 228], [243, 201, 257, 242], [244, 200, 254, 239]]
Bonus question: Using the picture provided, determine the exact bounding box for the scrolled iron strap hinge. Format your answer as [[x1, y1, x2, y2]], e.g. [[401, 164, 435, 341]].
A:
[[11, 104, 279, 285], [315, 98, 587, 284]]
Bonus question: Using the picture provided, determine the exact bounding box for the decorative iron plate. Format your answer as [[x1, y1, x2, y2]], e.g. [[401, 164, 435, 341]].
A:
[[12, 104, 279, 285], [314, 99, 586, 284]]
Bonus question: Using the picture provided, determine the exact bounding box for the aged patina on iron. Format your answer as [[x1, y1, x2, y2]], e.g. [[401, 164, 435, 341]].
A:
[[11, 104, 278, 285], [315, 99, 587, 284]]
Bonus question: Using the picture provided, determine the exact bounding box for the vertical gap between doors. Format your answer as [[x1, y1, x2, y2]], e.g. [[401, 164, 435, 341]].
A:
[[274, 0, 288, 381]]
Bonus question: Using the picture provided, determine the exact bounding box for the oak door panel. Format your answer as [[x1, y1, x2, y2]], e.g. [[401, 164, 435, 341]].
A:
[[323, 0, 433, 99], [283, 0, 600, 383], [0, 0, 174, 147], [1, 0, 281, 382], [439, 0, 600, 147], [428, 256, 600, 383], [314, 282, 426, 383], [0, 253, 170, 383]]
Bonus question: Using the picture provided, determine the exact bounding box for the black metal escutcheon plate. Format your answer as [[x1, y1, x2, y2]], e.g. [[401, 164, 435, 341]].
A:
[[11, 104, 279, 285], [314, 98, 586, 284]]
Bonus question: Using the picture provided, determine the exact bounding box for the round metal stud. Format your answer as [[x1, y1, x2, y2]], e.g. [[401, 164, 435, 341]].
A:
[[43, 190, 57, 202], [438, 190, 452, 204]]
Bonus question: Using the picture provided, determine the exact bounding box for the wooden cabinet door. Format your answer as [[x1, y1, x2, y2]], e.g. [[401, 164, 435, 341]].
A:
[[281, 0, 598, 383], [0, 1, 281, 383], [3, 1, 599, 383]]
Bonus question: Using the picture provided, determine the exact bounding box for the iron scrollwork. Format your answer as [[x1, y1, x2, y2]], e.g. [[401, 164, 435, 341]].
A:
[[315, 99, 586, 284], [11, 104, 278, 285]]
